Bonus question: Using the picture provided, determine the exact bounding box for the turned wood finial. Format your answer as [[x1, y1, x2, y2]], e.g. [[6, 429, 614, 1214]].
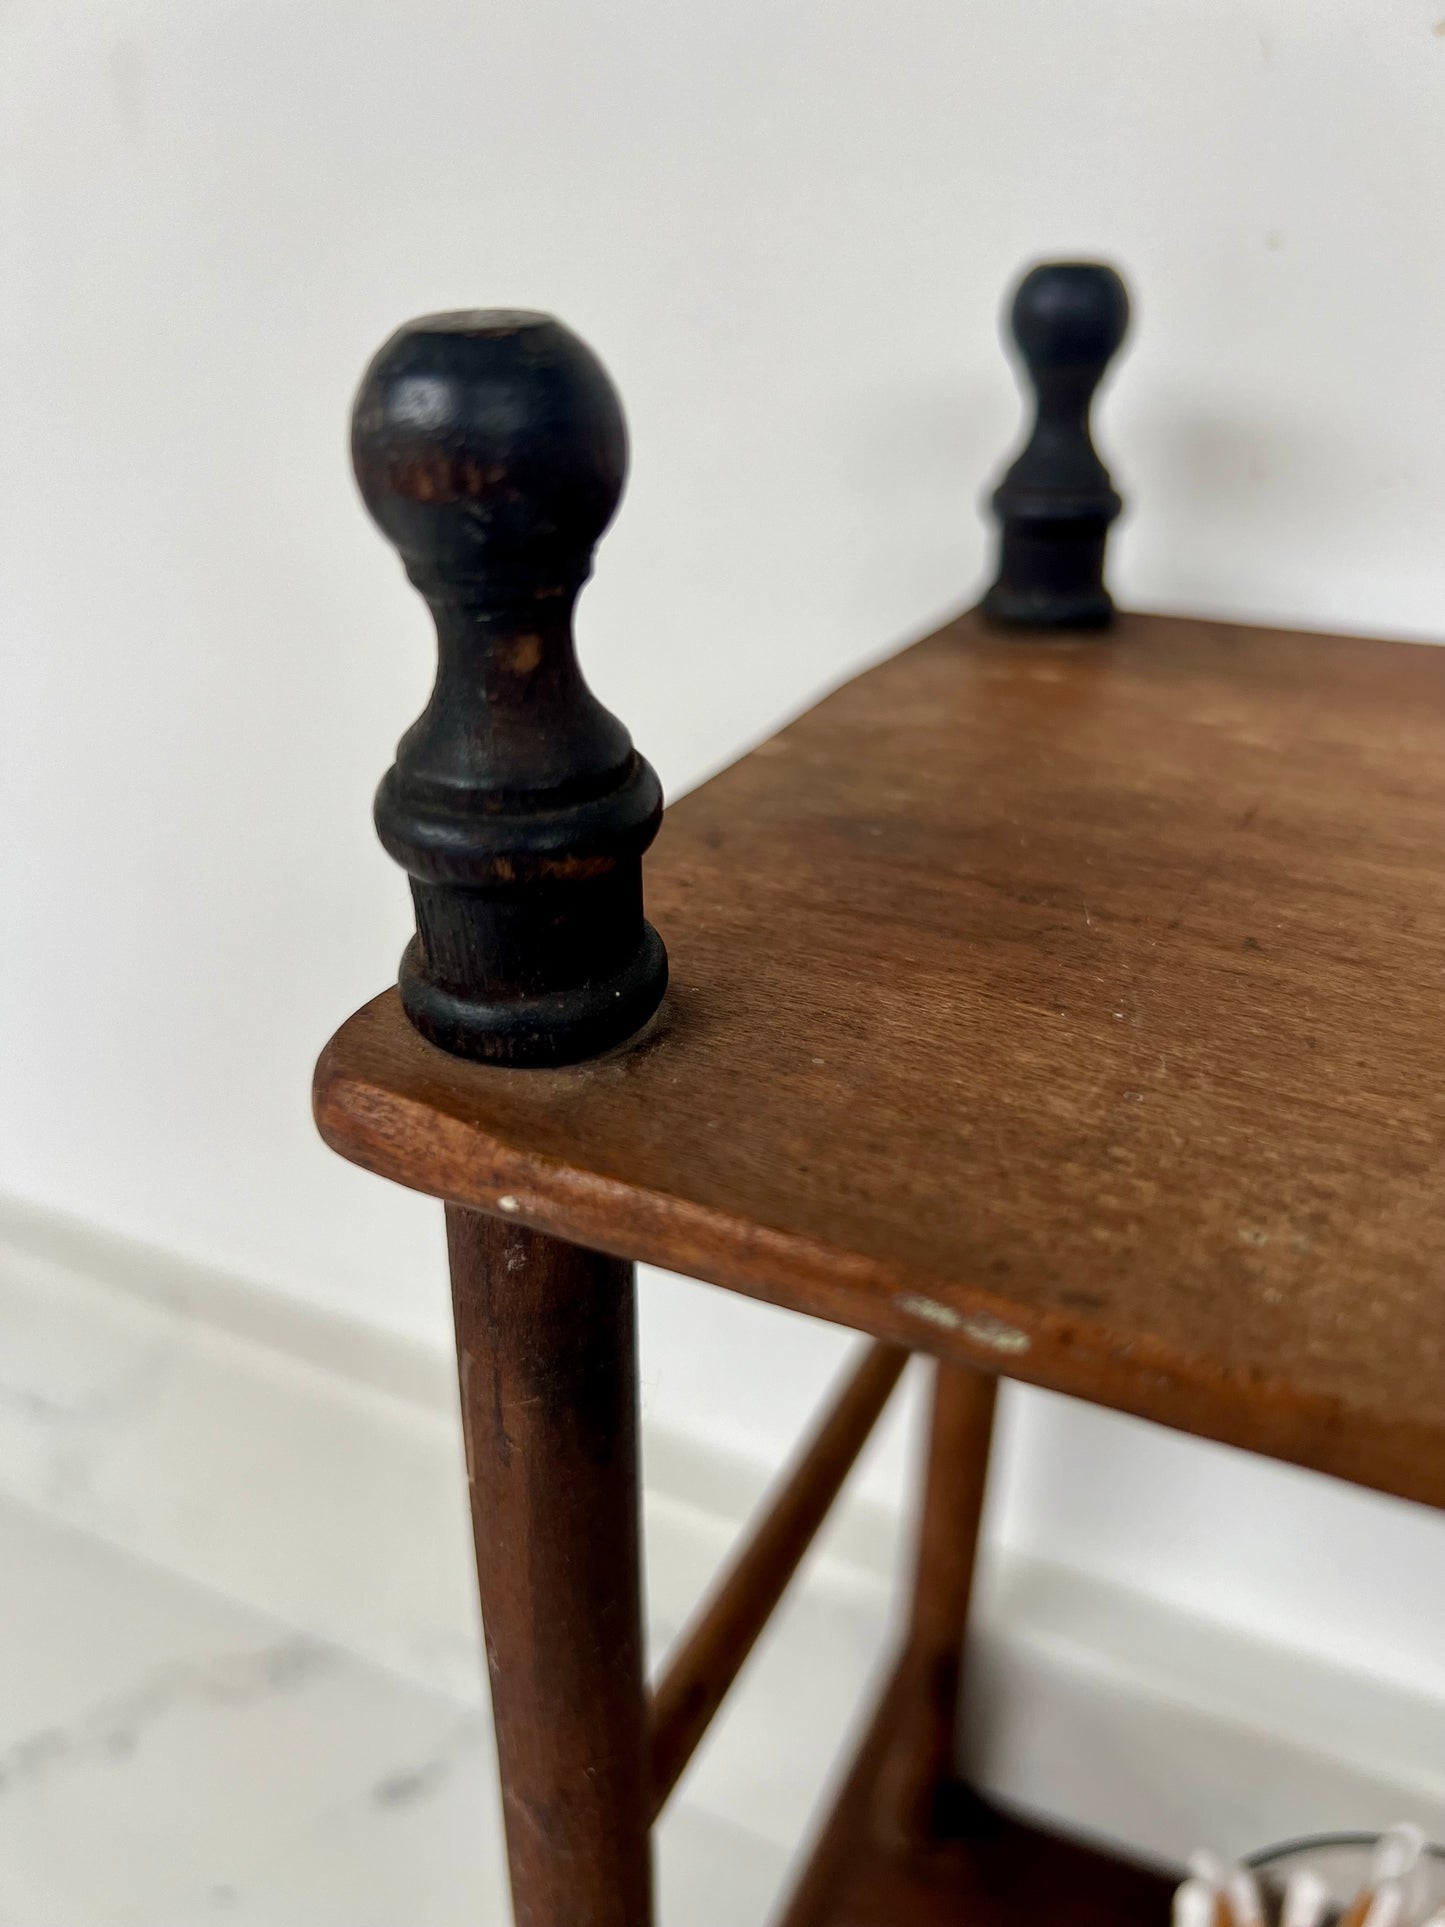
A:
[[982, 261, 1130, 630], [352, 311, 667, 1066]]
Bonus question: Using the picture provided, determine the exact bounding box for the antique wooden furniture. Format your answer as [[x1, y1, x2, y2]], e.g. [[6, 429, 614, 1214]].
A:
[[315, 264, 1445, 1927]]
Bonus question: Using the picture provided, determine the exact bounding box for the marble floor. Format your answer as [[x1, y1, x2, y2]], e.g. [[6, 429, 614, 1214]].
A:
[[5, 1199, 1441, 1921], [0, 1491, 790, 1927]]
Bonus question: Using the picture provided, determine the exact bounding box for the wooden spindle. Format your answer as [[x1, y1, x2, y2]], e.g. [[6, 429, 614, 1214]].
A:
[[874, 1361, 998, 1847], [650, 1342, 908, 1815]]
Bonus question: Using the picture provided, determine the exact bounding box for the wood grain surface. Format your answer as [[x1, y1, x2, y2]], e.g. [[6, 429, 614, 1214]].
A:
[[317, 608, 1445, 1511]]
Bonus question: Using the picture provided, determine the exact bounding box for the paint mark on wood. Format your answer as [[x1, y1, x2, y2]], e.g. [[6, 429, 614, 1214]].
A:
[[898, 1295, 1031, 1355]]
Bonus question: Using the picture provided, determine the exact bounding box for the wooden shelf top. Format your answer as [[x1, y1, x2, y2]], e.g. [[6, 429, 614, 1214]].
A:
[[317, 609, 1445, 1510]]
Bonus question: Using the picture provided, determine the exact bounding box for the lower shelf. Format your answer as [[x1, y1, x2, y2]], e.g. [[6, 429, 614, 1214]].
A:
[[810, 1791, 1175, 1927], [774, 1653, 1175, 1927]]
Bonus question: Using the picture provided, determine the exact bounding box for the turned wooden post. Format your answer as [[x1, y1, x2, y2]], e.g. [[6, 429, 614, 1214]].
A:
[[352, 312, 659, 1927], [983, 260, 1130, 631]]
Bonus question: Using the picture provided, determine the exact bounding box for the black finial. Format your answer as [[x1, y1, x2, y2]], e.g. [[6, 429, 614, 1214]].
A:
[[982, 261, 1130, 630], [352, 311, 667, 1067]]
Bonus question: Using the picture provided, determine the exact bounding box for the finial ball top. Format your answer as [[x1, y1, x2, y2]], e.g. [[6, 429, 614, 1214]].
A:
[[351, 311, 628, 592], [1009, 262, 1129, 371]]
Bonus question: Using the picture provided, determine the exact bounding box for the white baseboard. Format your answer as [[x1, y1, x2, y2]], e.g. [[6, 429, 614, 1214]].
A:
[[0, 1193, 1441, 1870]]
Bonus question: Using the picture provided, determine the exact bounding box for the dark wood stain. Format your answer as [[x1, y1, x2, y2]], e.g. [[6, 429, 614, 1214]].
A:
[[351, 311, 667, 1067], [983, 261, 1129, 631]]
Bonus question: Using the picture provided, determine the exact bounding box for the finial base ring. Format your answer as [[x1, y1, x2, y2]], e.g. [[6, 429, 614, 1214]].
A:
[[399, 923, 668, 1067]]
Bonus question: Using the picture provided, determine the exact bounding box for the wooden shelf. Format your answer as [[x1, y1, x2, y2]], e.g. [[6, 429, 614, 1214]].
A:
[[773, 1656, 1173, 1927], [318, 607, 1445, 1511], [794, 1799, 1172, 1927]]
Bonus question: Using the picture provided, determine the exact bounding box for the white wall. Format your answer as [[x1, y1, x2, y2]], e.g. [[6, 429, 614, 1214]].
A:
[[3, 0, 1444, 1704]]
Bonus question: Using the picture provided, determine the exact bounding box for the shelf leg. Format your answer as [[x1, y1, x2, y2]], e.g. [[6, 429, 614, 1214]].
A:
[[876, 1360, 999, 1848], [446, 1205, 653, 1927]]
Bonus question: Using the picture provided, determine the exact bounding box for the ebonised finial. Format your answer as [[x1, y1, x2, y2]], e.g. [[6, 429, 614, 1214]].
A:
[[982, 261, 1130, 630], [352, 311, 667, 1067]]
